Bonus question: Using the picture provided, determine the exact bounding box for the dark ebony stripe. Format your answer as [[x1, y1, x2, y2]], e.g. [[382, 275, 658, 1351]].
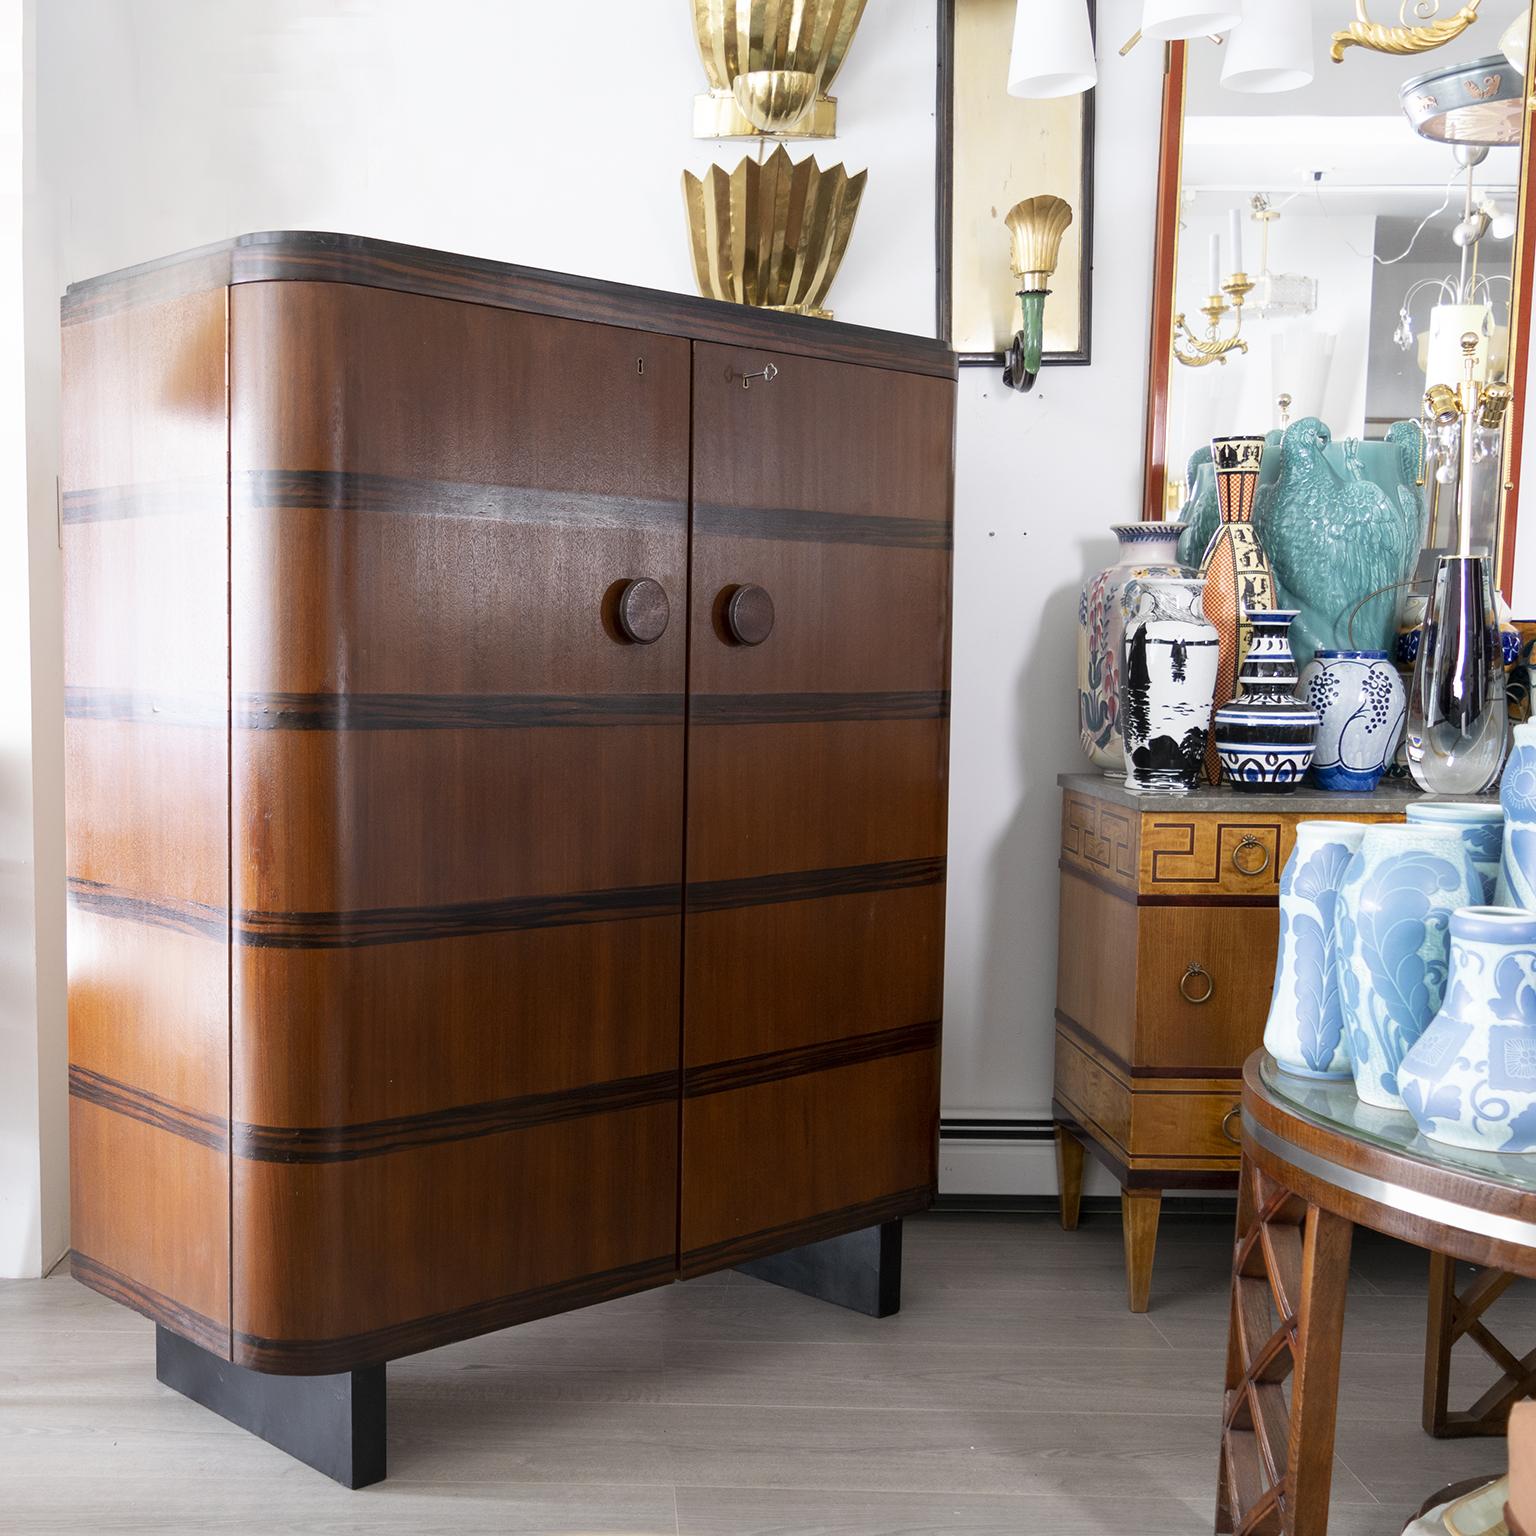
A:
[[681, 1187, 933, 1278], [65, 687, 225, 726], [237, 691, 685, 731], [695, 501, 951, 551], [62, 480, 225, 525], [70, 1251, 227, 1356], [685, 1021, 940, 1098], [689, 857, 945, 914], [692, 691, 949, 726], [69, 1066, 229, 1152], [67, 878, 227, 942], [236, 1070, 679, 1164], [239, 881, 680, 950], [238, 468, 685, 534], [235, 1253, 676, 1373]]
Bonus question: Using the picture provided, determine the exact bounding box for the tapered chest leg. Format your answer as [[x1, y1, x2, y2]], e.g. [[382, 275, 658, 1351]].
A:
[[155, 1327, 387, 1488], [736, 1219, 903, 1318]]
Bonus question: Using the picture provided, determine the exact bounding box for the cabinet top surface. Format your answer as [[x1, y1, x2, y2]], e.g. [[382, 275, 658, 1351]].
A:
[[61, 230, 958, 380], [1058, 771, 1497, 816]]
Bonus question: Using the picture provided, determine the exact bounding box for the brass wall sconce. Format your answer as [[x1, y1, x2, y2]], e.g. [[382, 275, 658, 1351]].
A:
[[682, 145, 866, 318], [1001, 195, 1074, 392], [1331, 0, 1482, 63], [692, 0, 868, 140], [1172, 271, 1255, 368]]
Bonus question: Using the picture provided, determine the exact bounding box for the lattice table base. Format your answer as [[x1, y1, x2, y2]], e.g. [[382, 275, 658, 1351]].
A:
[[1424, 1252, 1536, 1439], [1217, 1157, 1354, 1535]]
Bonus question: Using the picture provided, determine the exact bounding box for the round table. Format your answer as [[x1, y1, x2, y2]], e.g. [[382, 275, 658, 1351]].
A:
[[1217, 1052, 1536, 1536]]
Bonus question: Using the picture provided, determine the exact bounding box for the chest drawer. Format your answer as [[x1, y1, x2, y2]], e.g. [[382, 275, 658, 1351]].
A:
[[1134, 904, 1277, 1071]]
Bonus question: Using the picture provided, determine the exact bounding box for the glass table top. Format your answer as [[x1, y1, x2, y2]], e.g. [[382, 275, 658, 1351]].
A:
[[1260, 1054, 1536, 1197]]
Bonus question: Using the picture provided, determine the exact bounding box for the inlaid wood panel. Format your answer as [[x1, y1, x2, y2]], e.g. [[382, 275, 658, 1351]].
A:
[[236, 919, 679, 1126], [62, 285, 231, 1356], [228, 281, 690, 1361], [233, 1104, 677, 1373], [681, 342, 953, 1262], [679, 1051, 940, 1277], [1055, 868, 1139, 1070], [683, 884, 944, 1068], [1060, 790, 1140, 898]]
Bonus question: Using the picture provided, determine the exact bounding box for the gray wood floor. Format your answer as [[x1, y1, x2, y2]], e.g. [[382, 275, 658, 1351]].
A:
[[1, 1210, 1527, 1533]]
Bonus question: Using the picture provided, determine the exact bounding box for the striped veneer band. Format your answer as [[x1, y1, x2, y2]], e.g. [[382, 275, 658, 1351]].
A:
[[684, 1020, 940, 1099], [68, 1066, 229, 1153], [70, 1251, 227, 1356]]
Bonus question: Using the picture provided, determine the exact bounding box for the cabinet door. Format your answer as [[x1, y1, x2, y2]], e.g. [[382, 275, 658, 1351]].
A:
[[681, 342, 953, 1273], [230, 283, 689, 1369]]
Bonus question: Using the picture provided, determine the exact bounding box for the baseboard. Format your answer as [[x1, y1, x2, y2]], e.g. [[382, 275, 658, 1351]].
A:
[[937, 1116, 1232, 1201]]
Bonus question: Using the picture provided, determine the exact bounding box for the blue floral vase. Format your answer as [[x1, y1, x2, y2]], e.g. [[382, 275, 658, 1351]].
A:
[[1263, 820, 1366, 1079], [1500, 721, 1536, 908], [1295, 649, 1405, 792], [1335, 823, 1481, 1110], [1405, 801, 1503, 904], [1398, 906, 1536, 1152]]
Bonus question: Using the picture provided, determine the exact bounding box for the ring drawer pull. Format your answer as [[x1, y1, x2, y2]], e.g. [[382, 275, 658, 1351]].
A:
[[1221, 1106, 1242, 1145], [1231, 835, 1270, 876], [1180, 963, 1214, 1004]]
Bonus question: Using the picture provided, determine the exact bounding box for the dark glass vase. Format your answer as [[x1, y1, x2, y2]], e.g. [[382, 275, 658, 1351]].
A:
[[1211, 609, 1320, 792]]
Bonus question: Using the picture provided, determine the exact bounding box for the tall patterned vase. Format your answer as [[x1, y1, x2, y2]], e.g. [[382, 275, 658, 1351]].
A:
[[1398, 907, 1536, 1152], [1501, 721, 1536, 909], [1296, 649, 1405, 792], [1335, 823, 1481, 1110], [1077, 524, 1187, 771], [1211, 610, 1319, 791], [1200, 435, 1277, 783], [1404, 801, 1504, 904], [1264, 820, 1366, 1079], [1121, 576, 1220, 794]]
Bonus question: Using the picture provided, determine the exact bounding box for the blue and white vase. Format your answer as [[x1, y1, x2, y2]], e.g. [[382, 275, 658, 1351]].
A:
[[1212, 609, 1319, 791], [1335, 823, 1481, 1110], [1405, 801, 1503, 904], [1296, 649, 1405, 793], [1398, 906, 1536, 1152], [1263, 820, 1366, 1079], [1500, 721, 1536, 909]]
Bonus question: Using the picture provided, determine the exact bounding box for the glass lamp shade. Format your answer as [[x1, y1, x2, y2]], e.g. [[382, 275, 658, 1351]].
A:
[[1141, 0, 1243, 42], [1007, 0, 1096, 99], [1221, 2, 1312, 92]]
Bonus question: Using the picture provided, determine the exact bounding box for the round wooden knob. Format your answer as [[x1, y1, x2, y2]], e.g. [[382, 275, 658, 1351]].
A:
[[615, 578, 669, 644], [724, 584, 774, 646]]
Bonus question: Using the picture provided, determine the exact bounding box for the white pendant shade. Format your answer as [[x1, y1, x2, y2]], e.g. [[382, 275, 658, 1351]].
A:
[[1141, 0, 1243, 42], [1221, 1, 1313, 93], [1007, 0, 1096, 99]]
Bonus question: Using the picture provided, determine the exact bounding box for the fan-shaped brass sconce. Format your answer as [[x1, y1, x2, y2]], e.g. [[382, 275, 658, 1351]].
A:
[[682, 145, 866, 319], [692, 0, 868, 140], [1002, 195, 1074, 393]]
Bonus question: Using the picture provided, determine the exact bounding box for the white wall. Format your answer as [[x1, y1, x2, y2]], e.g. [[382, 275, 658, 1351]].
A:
[[1, 0, 66, 1280], [12, 0, 1170, 1236]]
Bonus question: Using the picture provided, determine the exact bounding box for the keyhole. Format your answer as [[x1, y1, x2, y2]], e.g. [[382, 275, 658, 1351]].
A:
[[636, 358, 645, 376]]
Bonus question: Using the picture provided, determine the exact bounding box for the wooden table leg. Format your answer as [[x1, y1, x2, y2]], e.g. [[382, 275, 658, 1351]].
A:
[[1217, 1153, 1353, 1536], [1122, 1188, 1162, 1313], [1423, 1251, 1533, 1438], [1055, 1125, 1084, 1232]]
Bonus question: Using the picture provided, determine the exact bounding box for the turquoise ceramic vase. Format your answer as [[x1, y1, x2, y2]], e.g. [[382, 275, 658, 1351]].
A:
[[1398, 907, 1536, 1152], [1263, 820, 1366, 1079], [1500, 721, 1536, 908], [1335, 823, 1481, 1110], [1405, 801, 1503, 904]]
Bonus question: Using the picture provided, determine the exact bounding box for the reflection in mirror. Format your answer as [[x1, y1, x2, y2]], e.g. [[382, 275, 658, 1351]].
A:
[[1163, 0, 1530, 632]]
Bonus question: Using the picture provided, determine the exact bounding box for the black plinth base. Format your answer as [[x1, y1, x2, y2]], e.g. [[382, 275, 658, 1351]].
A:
[[736, 1218, 903, 1318], [155, 1326, 387, 1488]]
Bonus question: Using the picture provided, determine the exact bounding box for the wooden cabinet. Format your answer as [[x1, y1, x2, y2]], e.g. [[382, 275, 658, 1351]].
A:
[[1052, 774, 1405, 1312], [62, 233, 955, 1481]]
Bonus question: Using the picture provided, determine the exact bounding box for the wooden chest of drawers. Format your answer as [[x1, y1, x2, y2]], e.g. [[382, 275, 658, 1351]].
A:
[[1053, 773, 1408, 1310]]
